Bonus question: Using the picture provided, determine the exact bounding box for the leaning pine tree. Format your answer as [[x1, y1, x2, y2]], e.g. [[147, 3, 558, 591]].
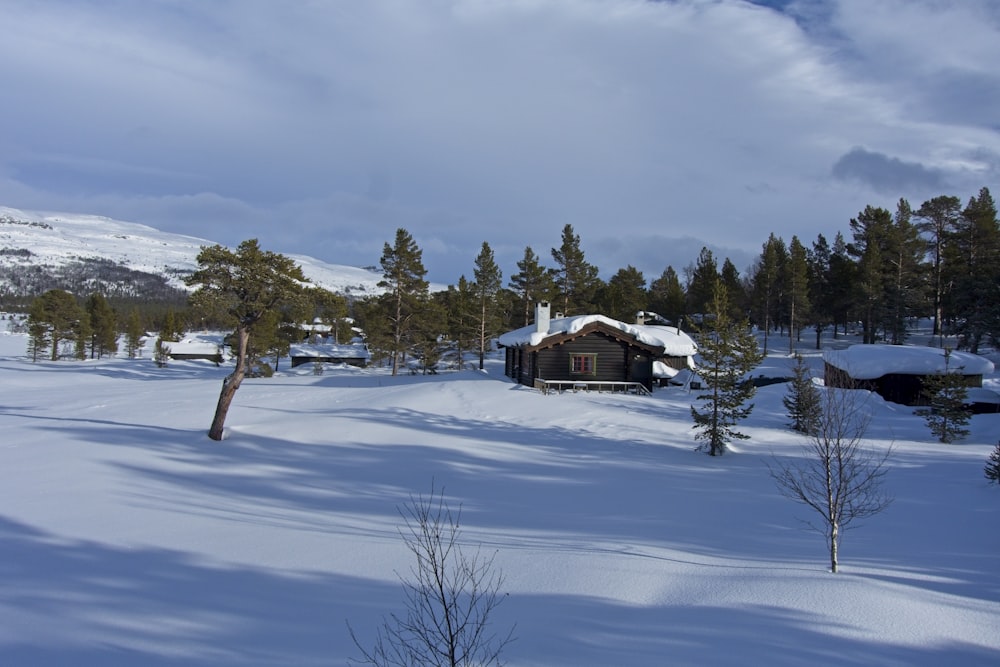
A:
[[185, 239, 308, 441], [690, 280, 765, 456]]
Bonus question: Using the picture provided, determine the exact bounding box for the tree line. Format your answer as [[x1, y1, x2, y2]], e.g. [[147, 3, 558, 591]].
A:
[[354, 186, 998, 372], [22, 185, 997, 371]]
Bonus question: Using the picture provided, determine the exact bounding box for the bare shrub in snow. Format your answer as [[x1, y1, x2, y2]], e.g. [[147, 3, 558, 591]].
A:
[[349, 484, 515, 667]]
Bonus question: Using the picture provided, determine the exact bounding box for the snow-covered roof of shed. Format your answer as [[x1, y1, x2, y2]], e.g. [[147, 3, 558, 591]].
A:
[[498, 315, 697, 356], [289, 343, 371, 359], [823, 345, 994, 380], [161, 340, 221, 356]]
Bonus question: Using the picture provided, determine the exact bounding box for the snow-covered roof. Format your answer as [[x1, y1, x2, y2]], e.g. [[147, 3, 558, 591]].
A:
[[498, 314, 697, 356], [161, 340, 221, 356], [289, 343, 370, 360], [823, 345, 994, 380]]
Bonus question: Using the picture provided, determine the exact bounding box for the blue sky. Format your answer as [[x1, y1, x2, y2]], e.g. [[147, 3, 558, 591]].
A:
[[1, 0, 998, 283]]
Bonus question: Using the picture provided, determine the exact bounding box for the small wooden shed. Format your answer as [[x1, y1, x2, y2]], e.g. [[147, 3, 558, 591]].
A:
[[161, 340, 223, 365], [289, 342, 370, 368], [823, 344, 994, 406]]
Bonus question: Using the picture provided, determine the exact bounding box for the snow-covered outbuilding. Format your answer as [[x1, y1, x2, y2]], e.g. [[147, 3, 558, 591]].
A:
[[497, 302, 697, 393], [823, 344, 995, 407], [289, 342, 370, 368], [160, 340, 223, 364]]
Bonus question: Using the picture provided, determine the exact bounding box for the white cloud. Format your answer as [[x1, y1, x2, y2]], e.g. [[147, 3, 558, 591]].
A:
[[0, 0, 997, 283]]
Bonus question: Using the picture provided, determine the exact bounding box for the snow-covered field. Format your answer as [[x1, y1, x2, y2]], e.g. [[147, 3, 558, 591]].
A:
[[1, 330, 998, 666]]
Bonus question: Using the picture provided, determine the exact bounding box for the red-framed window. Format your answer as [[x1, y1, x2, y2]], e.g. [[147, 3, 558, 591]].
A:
[[570, 353, 597, 375]]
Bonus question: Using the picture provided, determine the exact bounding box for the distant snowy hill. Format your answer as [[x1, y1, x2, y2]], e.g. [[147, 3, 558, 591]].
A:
[[0, 206, 385, 298]]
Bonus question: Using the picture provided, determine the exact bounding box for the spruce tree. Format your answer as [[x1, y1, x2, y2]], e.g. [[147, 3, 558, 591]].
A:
[[916, 348, 971, 444], [690, 280, 765, 456], [783, 353, 821, 435], [985, 442, 1000, 484]]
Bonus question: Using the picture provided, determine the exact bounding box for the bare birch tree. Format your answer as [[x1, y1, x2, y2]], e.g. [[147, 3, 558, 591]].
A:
[[349, 484, 515, 666], [769, 378, 893, 572]]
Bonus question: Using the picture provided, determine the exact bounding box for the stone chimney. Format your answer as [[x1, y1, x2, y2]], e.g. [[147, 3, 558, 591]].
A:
[[535, 301, 551, 334]]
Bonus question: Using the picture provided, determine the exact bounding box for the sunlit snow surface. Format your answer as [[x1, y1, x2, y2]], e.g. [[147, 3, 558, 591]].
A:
[[0, 329, 998, 666]]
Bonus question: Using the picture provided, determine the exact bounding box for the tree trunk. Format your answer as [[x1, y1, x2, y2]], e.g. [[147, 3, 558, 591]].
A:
[[208, 327, 249, 441], [830, 522, 839, 573]]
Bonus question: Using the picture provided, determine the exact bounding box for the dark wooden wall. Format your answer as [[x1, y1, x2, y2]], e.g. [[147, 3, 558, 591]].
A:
[[535, 333, 629, 383]]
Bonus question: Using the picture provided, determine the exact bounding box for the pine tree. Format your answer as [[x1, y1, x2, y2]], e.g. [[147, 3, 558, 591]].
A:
[[379, 228, 429, 376], [311, 288, 349, 343], [951, 188, 1000, 352], [27, 320, 49, 362], [848, 206, 892, 344], [154, 313, 179, 368], [596, 265, 647, 323], [647, 265, 686, 324], [749, 234, 786, 353], [186, 239, 309, 441], [806, 234, 832, 349], [27, 289, 87, 361], [690, 280, 765, 456], [685, 247, 719, 318], [783, 353, 821, 435], [883, 199, 925, 345], [719, 258, 745, 322], [74, 316, 90, 360], [85, 292, 118, 359], [985, 441, 1000, 484], [124, 308, 144, 359], [915, 195, 963, 338], [916, 348, 971, 444], [508, 246, 553, 327], [443, 276, 476, 370], [550, 224, 600, 316], [472, 242, 503, 370], [784, 236, 811, 353], [827, 232, 856, 338], [412, 297, 447, 374]]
